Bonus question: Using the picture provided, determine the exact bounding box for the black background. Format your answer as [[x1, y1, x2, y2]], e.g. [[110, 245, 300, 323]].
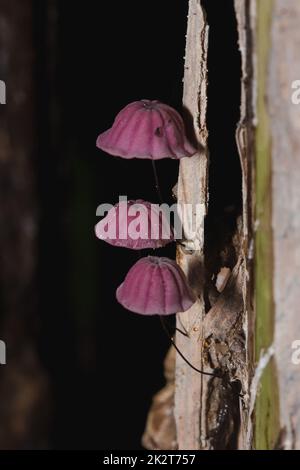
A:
[[35, 0, 187, 450]]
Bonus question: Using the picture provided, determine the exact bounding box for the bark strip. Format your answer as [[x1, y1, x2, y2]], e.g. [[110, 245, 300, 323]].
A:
[[174, 0, 209, 450]]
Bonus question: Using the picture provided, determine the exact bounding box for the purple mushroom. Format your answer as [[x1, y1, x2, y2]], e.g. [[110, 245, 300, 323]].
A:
[[95, 199, 173, 250], [116, 256, 196, 315], [96, 100, 196, 160]]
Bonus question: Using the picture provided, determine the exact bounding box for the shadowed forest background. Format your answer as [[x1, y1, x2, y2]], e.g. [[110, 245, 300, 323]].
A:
[[0, 0, 240, 449], [0, 0, 186, 449]]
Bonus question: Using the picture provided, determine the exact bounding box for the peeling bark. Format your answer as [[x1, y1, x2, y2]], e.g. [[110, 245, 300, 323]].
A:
[[234, 0, 256, 448], [174, 0, 209, 450], [174, 0, 254, 451], [145, 0, 254, 450], [144, 0, 300, 451]]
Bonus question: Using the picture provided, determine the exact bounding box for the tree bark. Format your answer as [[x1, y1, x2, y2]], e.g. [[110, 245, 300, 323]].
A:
[[174, 0, 209, 450], [144, 0, 300, 451], [174, 0, 252, 450], [255, 0, 300, 449]]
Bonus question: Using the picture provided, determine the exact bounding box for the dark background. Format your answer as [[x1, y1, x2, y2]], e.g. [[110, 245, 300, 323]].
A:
[[0, 0, 241, 450], [35, 0, 187, 450]]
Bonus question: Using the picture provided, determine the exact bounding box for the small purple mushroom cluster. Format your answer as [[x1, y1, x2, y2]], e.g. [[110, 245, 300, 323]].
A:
[[96, 100, 197, 316]]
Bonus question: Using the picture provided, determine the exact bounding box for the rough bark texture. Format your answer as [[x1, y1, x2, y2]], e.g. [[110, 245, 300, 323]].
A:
[[234, 0, 255, 448], [240, 0, 300, 450], [144, 0, 254, 450], [174, 0, 209, 450], [144, 0, 300, 450], [0, 0, 50, 449], [268, 0, 300, 449], [173, 0, 254, 450]]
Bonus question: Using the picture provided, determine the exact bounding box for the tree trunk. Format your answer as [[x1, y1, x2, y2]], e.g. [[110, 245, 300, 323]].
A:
[[174, 0, 251, 450], [256, 0, 300, 450], [144, 0, 300, 451]]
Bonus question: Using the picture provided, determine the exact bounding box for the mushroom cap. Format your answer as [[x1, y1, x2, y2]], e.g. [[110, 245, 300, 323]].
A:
[[95, 199, 173, 250], [96, 100, 197, 160], [116, 256, 196, 315]]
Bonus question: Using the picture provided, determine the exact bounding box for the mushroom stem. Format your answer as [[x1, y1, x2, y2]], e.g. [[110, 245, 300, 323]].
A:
[[159, 316, 244, 398], [151, 160, 163, 204], [159, 315, 221, 379]]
